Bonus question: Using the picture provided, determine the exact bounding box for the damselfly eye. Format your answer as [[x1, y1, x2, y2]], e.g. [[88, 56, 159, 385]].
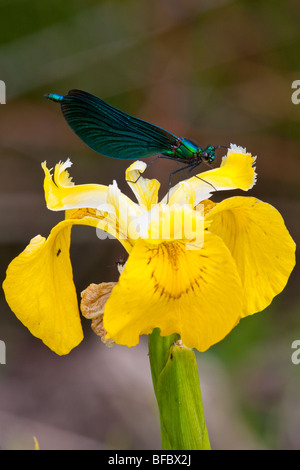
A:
[[201, 152, 213, 162]]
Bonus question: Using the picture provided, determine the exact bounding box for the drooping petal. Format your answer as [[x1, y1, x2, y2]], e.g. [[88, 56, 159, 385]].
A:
[[165, 145, 256, 206], [103, 234, 244, 352], [206, 196, 296, 315], [126, 160, 160, 210], [3, 219, 84, 355]]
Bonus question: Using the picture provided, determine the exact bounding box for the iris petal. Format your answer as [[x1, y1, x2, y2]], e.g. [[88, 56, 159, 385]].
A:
[[126, 161, 160, 210], [104, 234, 244, 352], [206, 196, 296, 315], [3, 219, 83, 355], [166, 148, 256, 206], [42, 160, 110, 211]]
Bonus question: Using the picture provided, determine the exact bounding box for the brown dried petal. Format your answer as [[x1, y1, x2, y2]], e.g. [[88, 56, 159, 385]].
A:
[[80, 282, 116, 347]]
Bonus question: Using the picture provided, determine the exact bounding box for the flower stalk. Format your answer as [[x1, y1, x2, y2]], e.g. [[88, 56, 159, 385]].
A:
[[148, 328, 211, 450]]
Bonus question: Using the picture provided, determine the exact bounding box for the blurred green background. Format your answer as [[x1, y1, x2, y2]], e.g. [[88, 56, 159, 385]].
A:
[[0, 0, 299, 450]]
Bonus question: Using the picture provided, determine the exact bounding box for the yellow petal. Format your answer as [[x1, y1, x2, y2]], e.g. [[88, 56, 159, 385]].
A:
[[126, 161, 160, 210], [103, 235, 244, 352], [105, 180, 142, 247], [142, 203, 205, 249], [43, 159, 139, 220], [166, 145, 256, 206], [66, 203, 135, 255], [3, 219, 84, 355], [206, 196, 296, 315], [33, 436, 39, 450], [43, 160, 142, 252], [42, 159, 111, 211]]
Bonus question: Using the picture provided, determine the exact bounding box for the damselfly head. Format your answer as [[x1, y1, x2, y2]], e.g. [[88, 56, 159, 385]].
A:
[[200, 145, 216, 163], [200, 145, 228, 163]]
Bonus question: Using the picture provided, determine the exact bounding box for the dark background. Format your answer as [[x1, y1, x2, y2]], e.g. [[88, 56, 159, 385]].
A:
[[0, 0, 299, 449]]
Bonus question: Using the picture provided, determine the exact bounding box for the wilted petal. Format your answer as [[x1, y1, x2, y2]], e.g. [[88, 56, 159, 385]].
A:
[[81, 282, 116, 347]]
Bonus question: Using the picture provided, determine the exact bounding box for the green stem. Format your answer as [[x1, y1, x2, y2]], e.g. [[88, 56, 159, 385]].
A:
[[148, 328, 211, 450]]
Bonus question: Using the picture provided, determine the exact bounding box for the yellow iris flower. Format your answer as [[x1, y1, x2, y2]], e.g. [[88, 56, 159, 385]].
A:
[[2, 145, 295, 355]]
